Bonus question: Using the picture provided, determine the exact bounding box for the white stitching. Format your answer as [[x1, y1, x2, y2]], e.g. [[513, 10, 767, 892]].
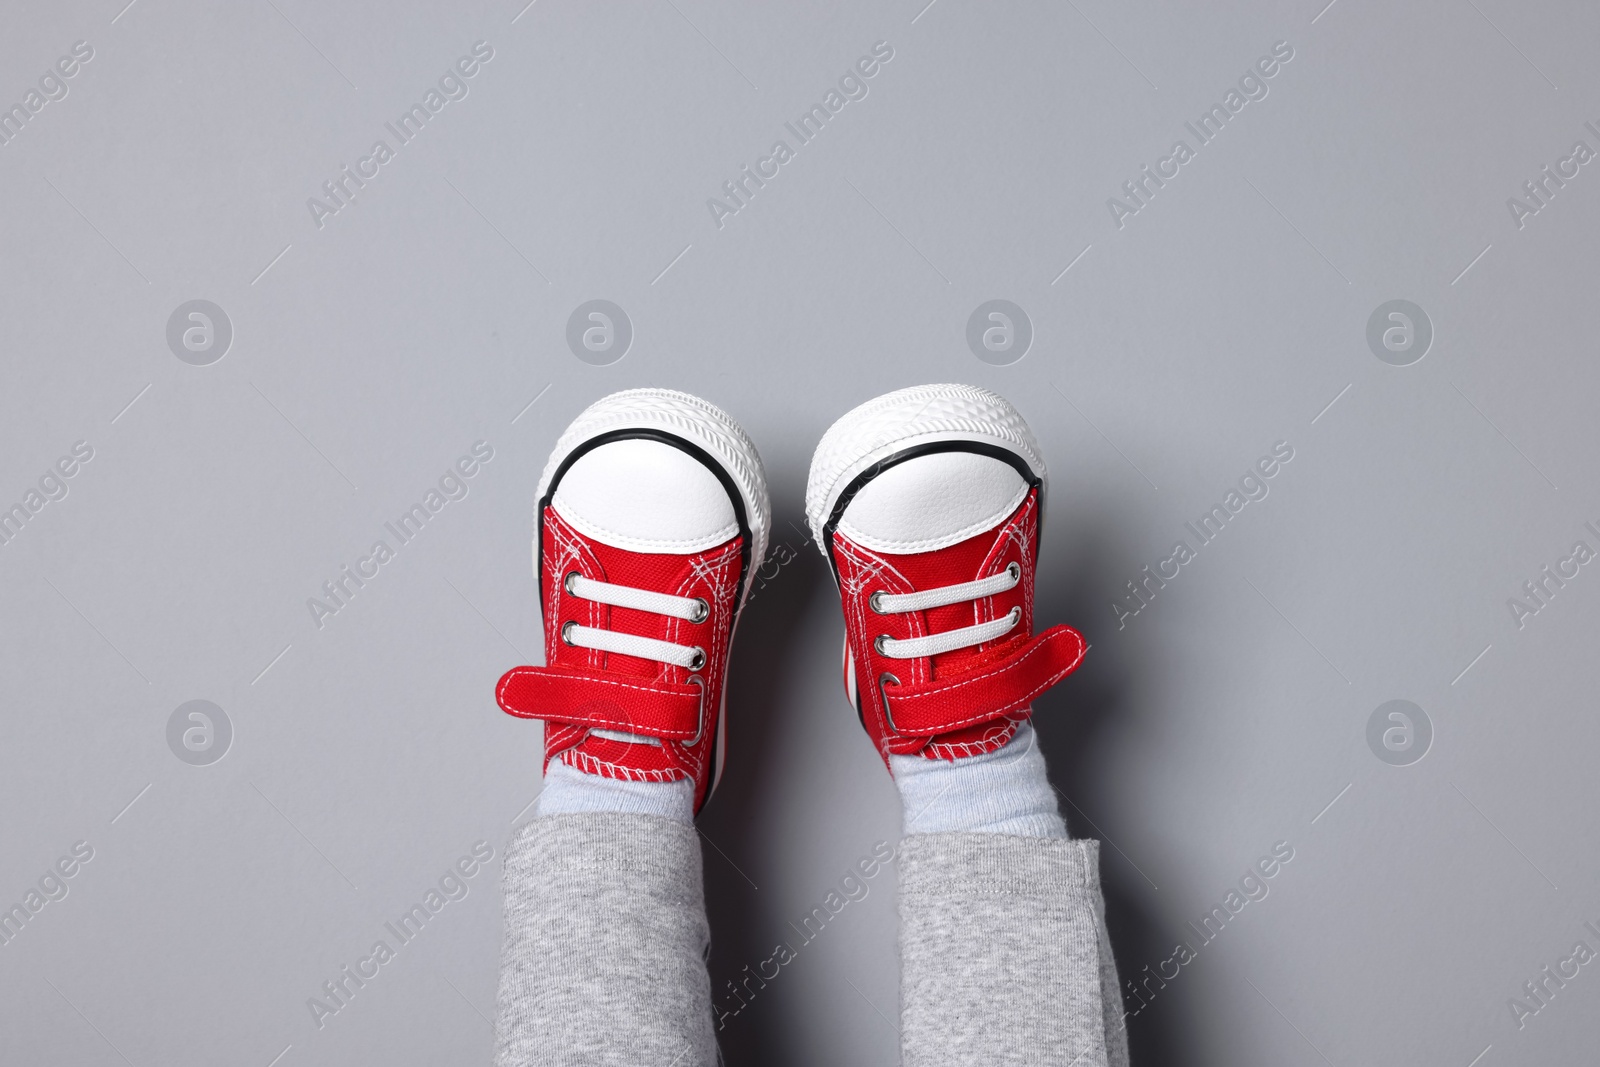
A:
[[887, 636, 1084, 733], [565, 749, 687, 783], [529, 529, 745, 784], [928, 717, 1022, 759], [893, 628, 1083, 700], [498, 667, 700, 703]]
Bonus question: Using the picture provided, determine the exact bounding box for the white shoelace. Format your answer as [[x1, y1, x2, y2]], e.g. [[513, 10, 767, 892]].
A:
[[561, 572, 707, 671], [873, 563, 1022, 660]]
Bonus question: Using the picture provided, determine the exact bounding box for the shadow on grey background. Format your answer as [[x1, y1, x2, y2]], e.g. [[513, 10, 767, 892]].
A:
[[1034, 510, 1195, 1067], [698, 504, 831, 1067]]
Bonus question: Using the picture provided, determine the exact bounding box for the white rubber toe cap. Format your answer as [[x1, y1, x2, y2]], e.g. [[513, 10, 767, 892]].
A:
[[552, 439, 739, 554], [537, 388, 771, 582], [837, 451, 1028, 554], [805, 383, 1047, 549]]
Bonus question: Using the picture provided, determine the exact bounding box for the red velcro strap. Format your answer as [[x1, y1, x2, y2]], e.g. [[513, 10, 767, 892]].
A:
[[496, 666, 704, 741], [883, 625, 1087, 737]]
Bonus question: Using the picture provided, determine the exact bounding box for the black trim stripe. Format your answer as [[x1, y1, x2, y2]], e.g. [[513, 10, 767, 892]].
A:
[[819, 440, 1042, 589]]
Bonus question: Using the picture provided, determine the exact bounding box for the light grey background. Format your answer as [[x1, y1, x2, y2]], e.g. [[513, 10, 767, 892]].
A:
[[2, 0, 1597, 1064]]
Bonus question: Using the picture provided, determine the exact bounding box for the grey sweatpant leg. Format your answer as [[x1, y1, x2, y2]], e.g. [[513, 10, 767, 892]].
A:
[[898, 833, 1129, 1067], [493, 816, 1125, 1066], [494, 812, 716, 1067]]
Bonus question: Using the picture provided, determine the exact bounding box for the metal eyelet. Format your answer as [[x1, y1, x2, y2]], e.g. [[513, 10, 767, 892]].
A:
[[869, 591, 888, 614], [874, 634, 889, 655], [686, 647, 706, 672], [560, 621, 577, 645], [688, 597, 709, 624], [1007, 605, 1022, 623], [564, 571, 580, 594], [1006, 561, 1021, 582]]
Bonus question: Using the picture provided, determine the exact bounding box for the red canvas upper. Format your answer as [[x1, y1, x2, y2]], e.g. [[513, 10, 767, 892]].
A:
[[496, 506, 743, 812], [831, 487, 1085, 766]]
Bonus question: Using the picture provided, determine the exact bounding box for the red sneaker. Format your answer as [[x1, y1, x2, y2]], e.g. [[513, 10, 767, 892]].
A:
[[804, 384, 1086, 767], [495, 389, 770, 813]]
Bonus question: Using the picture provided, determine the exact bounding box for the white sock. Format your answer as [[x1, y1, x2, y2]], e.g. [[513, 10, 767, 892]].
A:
[[889, 721, 1066, 838], [536, 759, 695, 826]]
